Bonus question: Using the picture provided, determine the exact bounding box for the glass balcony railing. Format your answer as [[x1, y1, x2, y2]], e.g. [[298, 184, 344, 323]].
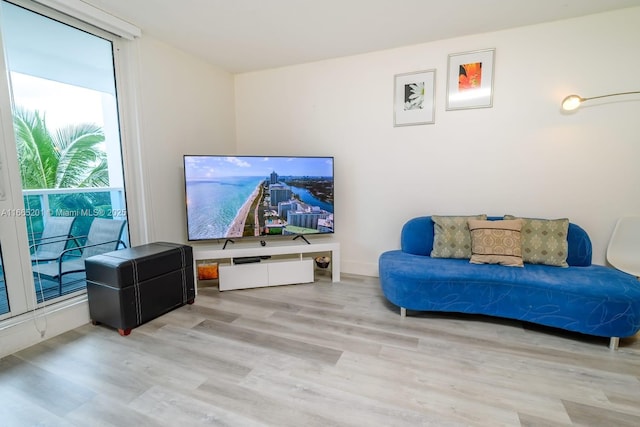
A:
[[23, 187, 128, 242], [24, 187, 129, 303]]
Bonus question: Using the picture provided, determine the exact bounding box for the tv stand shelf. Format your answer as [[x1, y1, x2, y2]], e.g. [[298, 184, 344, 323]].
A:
[[192, 238, 340, 291]]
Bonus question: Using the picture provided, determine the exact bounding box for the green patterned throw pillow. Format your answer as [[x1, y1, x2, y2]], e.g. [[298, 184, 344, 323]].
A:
[[504, 215, 569, 267], [431, 214, 487, 259]]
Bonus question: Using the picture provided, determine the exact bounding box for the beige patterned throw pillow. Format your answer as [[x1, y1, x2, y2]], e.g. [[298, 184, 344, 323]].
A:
[[431, 214, 487, 259], [504, 215, 569, 267], [468, 219, 524, 267]]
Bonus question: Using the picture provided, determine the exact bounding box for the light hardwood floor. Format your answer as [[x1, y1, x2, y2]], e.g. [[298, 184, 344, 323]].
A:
[[1, 272, 639, 426]]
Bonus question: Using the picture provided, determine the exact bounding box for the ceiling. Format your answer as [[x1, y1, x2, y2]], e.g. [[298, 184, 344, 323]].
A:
[[79, 0, 640, 73]]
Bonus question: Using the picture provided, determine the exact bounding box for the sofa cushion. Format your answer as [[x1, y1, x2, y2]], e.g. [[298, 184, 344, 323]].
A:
[[378, 250, 640, 338], [431, 214, 487, 259], [504, 215, 569, 267], [468, 219, 524, 267]]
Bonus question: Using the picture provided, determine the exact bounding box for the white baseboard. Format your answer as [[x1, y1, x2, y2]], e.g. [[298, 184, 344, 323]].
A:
[[341, 260, 379, 278], [0, 298, 90, 358]]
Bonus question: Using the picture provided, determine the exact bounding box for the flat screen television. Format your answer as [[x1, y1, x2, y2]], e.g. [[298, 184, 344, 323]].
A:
[[183, 155, 334, 242]]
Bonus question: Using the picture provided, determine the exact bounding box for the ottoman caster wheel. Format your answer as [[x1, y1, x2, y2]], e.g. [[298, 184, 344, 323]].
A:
[[187, 299, 195, 305], [118, 328, 132, 336]]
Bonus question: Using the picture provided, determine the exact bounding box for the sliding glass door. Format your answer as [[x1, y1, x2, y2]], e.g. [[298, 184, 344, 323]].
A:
[[0, 0, 130, 319]]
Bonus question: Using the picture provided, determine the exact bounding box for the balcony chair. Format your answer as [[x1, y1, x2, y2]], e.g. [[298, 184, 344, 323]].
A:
[[30, 216, 77, 264], [31, 218, 127, 296], [607, 216, 640, 278]]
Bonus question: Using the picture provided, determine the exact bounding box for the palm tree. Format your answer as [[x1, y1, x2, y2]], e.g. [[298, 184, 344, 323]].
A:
[[13, 107, 109, 189], [13, 107, 112, 237]]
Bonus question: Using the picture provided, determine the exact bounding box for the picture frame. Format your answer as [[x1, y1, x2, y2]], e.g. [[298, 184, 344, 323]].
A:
[[393, 69, 436, 126], [446, 48, 495, 110]]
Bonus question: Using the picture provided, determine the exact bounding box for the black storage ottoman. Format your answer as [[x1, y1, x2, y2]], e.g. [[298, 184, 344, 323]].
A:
[[85, 242, 195, 336]]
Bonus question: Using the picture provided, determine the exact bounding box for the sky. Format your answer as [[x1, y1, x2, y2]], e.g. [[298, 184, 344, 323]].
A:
[[184, 155, 334, 180], [10, 72, 105, 131]]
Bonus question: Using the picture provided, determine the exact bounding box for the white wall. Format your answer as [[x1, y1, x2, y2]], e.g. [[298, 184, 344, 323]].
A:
[[234, 8, 640, 275], [135, 37, 236, 244]]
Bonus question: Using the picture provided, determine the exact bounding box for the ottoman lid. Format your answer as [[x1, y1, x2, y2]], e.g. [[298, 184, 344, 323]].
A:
[[85, 242, 192, 288]]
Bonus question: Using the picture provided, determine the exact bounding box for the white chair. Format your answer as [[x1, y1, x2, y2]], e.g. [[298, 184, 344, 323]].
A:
[[606, 216, 640, 278]]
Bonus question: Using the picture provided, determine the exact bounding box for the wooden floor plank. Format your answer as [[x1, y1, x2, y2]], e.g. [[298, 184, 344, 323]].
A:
[[1, 273, 639, 426]]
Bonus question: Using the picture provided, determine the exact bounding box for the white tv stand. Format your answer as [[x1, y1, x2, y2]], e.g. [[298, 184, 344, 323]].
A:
[[192, 238, 340, 291]]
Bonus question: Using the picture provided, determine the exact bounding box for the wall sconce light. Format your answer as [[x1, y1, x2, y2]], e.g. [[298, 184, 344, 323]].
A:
[[561, 91, 640, 111]]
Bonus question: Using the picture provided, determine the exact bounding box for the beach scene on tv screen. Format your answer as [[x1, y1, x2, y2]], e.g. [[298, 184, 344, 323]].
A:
[[184, 156, 334, 241]]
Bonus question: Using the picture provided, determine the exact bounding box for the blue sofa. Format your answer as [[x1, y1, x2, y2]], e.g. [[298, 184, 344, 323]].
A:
[[378, 216, 640, 349]]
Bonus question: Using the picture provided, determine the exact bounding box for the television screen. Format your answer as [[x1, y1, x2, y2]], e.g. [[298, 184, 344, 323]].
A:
[[183, 155, 334, 241]]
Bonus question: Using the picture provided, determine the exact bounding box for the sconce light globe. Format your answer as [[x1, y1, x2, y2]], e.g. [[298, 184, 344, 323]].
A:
[[561, 94, 583, 111]]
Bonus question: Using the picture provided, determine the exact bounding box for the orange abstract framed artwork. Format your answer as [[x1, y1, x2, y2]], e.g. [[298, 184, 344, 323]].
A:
[[446, 48, 495, 110], [393, 69, 436, 126]]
